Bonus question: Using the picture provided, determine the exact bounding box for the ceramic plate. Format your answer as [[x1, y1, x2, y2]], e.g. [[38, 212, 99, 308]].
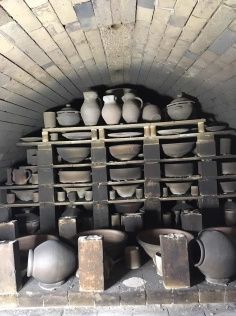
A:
[[205, 125, 226, 132], [20, 137, 42, 142], [157, 128, 189, 135], [108, 131, 142, 138], [62, 132, 91, 140]]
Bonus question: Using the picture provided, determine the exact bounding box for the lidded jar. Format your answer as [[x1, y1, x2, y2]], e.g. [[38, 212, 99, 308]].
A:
[[57, 104, 80, 126]]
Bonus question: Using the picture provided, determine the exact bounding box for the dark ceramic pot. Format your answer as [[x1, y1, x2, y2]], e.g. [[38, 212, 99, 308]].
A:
[[15, 211, 39, 235], [194, 229, 236, 285], [27, 240, 76, 289]]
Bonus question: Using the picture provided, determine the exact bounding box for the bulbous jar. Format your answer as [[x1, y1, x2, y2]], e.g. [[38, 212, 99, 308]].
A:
[[57, 104, 80, 126], [15, 209, 39, 235], [142, 103, 161, 122], [194, 229, 236, 285], [122, 93, 143, 123], [167, 93, 194, 121], [80, 91, 101, 126], [102, 95, 121, 125], [27, 240, 76, 289]]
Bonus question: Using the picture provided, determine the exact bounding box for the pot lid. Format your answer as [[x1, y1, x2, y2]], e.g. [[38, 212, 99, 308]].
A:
[[57, 104, 79, 114], [167, 94, 195, 107]]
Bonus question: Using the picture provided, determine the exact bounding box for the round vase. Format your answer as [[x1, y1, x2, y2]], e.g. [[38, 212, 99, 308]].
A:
[[167, 93, 194, 120], [142, 103, 161, 122], [56, 104, 80, 127], [122, 93, 143, 123], [102, 95, 121, 124], [27, 240, 76, 289], [80, 91, 101, 126]]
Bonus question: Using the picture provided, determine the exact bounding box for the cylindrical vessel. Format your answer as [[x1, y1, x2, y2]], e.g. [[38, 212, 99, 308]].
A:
[[43, 112, 56, 128], [31, 174, 39, 185], [220, 138, 231, 155], [85, 191, 93, 201], [191, 185, 199, 196], [7, 193, 15, 204], [125, 246, 141, 269], [57, 191, 66, 202], [32, 192, 39, 203], [111, 213, 120, 227], [135, 188, 143, 199], [162, 187, 168, 197], [50, 133, 58, 141], [67, 191, 77, 202], [109, 190, 116, 200]]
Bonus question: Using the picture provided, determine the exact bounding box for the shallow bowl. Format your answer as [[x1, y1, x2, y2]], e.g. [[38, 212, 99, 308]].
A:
[[57, 147, 90, 163]]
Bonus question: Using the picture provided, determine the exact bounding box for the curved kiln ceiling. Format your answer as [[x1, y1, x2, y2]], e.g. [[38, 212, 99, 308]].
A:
[[0, 0, 235, 175]]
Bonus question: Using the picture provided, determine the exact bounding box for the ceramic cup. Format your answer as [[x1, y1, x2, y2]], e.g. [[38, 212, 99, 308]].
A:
[[136, 188, 143, 199], [125, 246, 141, 269], [43, 112, 56, 128], [57, 191, 66, 202], [109, 190, 116, 200], [111, 213, 120, 227], [7, 193, 15, 204], [85, 191, 93, 201], [67, 191, 77, 202], [191, 185, 199, 196], [31, 173, 39, 185], [32, 192, 39, 203], [162, 187, 168, 197], [50, 133, 58, 141]]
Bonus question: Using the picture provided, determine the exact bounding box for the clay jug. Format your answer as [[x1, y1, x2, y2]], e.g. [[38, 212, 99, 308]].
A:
[[194, 229, 236, 284], [142, 103, 161, 122], [102, 95, 121, 125], [12, 168, 32, 185], [122, 93, 143, 123], [80, 91, 101, 126], [27, 240, 76, 289]]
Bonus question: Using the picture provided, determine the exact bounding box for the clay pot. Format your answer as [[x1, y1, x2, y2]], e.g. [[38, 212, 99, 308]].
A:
[[162, 142, 195, 158], [43, 112, 56, 128], [163, 162, 194, 177], [166, 182, 192, 195], [109, 144, 141, 161], [109, 167, 142, 181], [15, 209, 39, 235], [220, 181, 236, 194], [194, 229, 236, 284], [102, 95, 121, 125], [167, 94, 194, 120], [27, 240, 76, 289], [58, 171, 91, 183], [114, 202, 143, 214], [122, 93, 143, 123], [57, 104, 80, 126], [12, 168, 32, 185], [11, 189, 38, 202], [142, 103, 161, 122], [77, 229, 128, 260], [137, 228, 193, 259], [56, 147, 90, 163], [112, 184, 139, 198], [80, 91, 101, 126], [222, 162, 236, 175]]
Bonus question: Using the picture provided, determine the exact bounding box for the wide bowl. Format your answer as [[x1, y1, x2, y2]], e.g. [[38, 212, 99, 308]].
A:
[[62, 132, 91, 140], [114, 202, 143, 214], [58, 170, 91, 183], [63, 187, 91, 199], [110, 167, 142, 181], [112, 184, 139, 198], [162, 142, 195, 158], [220, 181, 236, 194], [57, 147, 90, 163], [166, 182, 192, 195], [77, 229, 128, 260], [221, 162, 236, 175], [109, 144, 141, 161], [164, 163, 194, 177], [11, 189, 38, 202], [137, 228, 194, 259]]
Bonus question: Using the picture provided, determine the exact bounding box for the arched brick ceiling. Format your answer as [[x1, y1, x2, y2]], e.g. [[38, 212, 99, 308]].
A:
[[0, 0, 235, 176]]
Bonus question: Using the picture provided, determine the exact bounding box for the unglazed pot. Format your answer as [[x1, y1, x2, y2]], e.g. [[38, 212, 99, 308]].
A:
[[12, 168, 32, 185], [80, 91, 101, 126], [122, 93, 143, 123], [142, 103, 161, 122], [109, 144, 141, 161], [167, 93, 194, 120], [27, 240, 76, 289], [112, 184, 139, 198], [57, 104, 80, 126], [11, 189, 37, 202], [166, 182, 192, 195], [194, 229, 236, 284], [102, 95, 121, 125], [162, 142, 195, 158], [15, 209, 39, 235]]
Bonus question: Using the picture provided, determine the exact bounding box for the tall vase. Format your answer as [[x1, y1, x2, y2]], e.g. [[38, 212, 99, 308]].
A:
[[122, 93, 143, 123], [80, 91, 101, 126], [102, 95, 121, 125]]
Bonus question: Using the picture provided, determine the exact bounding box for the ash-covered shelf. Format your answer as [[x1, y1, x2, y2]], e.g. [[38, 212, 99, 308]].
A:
[[0, 184, 39, 189], [107, 179, 145, 185]]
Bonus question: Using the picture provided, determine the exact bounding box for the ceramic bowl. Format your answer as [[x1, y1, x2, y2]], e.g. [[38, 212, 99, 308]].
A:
[[112, 184, 139, 198], [162, 142, 195, 158], [62, 132, 91, 140], [164, 163, 194, 177], [166, 182, 192, 195], [137, 228, 194, 259], [220, 182, 236, 194], [77, 229, 128, 260], [109, 144, 141, 161], [114, 202, 143, 214], [221, 162, 236, 175], [110, 167, 142, 181], [63, 187, 91, 199], [11, 189, 38, 202], [58, 171, 91, 183], [56, 147, 90, 163]]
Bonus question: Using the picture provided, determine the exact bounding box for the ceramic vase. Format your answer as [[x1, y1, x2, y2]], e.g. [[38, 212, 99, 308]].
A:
[[27, 240, 76, 289], [122, 93, 143, 123], [80, 91, 101, 126], [102, 95, 121, 124], [142, 103, 161, 122]]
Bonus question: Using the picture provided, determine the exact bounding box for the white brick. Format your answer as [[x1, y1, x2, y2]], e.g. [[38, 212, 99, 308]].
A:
[[49, 0, 77, 24], [180, 16, 207, 43], [92, 0, 113, 27], [192, 0, 222, 19]]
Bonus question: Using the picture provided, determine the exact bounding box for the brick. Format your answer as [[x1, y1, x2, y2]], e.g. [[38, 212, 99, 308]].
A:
[[92, 0, 113, 27], [0, 7, 12, 26], [198, 281, 225, 303], [0, 220, 18, 240], [78, 235, 104, 292], [49, 0, 77, 25], [0, 206, 12, 222], [58, 217, 78, 240], [93, 202, 109, 228], [120, 0, 136, 24], [74, 1, 97, 30], [209, 29, 236, 55], [136, 0, 155, 22], [0, 240, 22, 294], [180, 16, 207, 43], [192, 0, 222, 19]]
